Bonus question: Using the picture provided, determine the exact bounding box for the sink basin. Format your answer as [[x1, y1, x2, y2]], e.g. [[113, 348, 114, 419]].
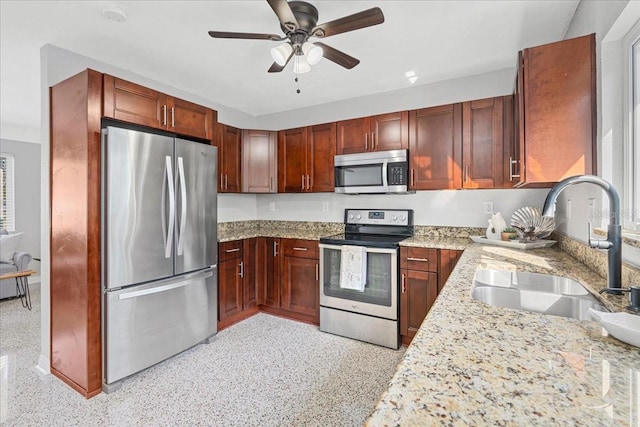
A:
[[473, 269, 589, 295], [472, 270, 608, 321]]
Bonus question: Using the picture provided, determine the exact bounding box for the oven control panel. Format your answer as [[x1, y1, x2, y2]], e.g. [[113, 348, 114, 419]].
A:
[[345, 209, 413, 226]]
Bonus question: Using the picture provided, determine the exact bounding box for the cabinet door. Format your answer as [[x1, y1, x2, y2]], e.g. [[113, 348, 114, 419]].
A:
[[258, 237, 281, 308], [519, 34, 596, 185], [409, 104, 462, 190], [242, 130, 277, 193], [281, 255, 319, 318], [462, 97, 504, 189], [218, 258, 243, 321], [370, 112, 408, 152], [307, 123, 336, 192], [168, 97, 215, 140], [219, 124, 242, 193], [400, 269, 438, 338], [103, 74, 166, 130], [278, 127, 308, 193], [502, 95, 517, 188], [438, 249, 462, 294], [243, 238, 258, 310], [336, 117, 369, 154]]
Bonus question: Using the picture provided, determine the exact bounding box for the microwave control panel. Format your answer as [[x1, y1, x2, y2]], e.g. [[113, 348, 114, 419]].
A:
[[387, 162, 407, 185], [345, 209, 413, 226]]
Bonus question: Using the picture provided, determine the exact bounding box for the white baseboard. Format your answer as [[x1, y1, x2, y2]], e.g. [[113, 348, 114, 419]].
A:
[[36, 354, 50, 376]]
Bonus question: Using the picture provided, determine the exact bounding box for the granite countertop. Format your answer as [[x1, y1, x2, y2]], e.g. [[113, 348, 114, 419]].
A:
[[366, 244, 640, 426]]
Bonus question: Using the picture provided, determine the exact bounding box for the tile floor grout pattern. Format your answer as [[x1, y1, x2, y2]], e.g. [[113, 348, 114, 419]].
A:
[[0, 285, 405, 426]]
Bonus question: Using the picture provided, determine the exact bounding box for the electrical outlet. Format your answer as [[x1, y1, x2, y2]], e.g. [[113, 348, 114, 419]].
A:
[[566, 199, 572, 219], [268, 201, 275, 212], [484, 201, 494, 215], [322, 202, 329, 212]]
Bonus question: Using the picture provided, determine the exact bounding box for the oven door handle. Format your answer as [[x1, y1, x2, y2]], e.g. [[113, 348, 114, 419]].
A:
[[318, 243, 398, 254]]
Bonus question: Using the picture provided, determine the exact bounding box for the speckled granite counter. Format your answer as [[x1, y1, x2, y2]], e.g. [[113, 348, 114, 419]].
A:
[[366, 244, 640, 426], [218, 220, 344, 242]]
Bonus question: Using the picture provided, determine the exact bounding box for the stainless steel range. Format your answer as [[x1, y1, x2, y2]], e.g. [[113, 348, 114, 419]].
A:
[[319, 209, 414, 349]]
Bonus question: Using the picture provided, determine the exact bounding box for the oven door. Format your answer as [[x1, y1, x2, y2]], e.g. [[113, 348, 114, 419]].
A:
[[319, 243, 398, 320]]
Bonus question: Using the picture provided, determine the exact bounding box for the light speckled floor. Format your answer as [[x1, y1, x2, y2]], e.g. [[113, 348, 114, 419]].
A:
[[0, 284, 405, 426]]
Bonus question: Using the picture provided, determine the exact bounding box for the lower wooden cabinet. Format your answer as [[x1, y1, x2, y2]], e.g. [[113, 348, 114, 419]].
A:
[[400, 269, 438, 340], [277, 238, 319, 324], [258, 237, 281, 308], [400, 247, 462, 345], [218, 239, 259, 330]]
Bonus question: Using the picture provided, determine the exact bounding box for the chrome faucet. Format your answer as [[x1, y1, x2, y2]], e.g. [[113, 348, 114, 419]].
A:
[[541, 175, 622, 293]]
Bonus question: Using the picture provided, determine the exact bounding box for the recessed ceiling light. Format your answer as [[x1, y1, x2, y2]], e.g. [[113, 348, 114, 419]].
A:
[[404, 70, 416, 78], [408, 76, 418, 84], [102, 6, 127, 23]]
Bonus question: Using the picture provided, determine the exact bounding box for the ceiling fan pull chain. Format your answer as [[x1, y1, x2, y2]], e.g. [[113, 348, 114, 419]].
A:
[[295, 56, 301, 94]]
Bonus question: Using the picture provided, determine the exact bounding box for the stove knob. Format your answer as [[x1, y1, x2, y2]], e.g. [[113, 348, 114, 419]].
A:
[[401, 215, 406, 221], [349, 214, 354, 220], [392, 215, 397, 221], [356, 214, 362, 220]]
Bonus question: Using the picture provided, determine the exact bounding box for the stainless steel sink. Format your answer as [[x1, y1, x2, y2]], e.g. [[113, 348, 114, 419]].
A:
[[473, 269, 589, 295], [471, 270, 608, 321]]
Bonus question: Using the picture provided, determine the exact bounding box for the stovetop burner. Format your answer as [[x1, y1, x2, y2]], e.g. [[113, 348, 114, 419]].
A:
[[320, 209, 414, 248]]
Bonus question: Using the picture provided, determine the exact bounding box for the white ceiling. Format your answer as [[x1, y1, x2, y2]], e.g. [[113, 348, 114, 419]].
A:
[[0, 0, 580, 135]]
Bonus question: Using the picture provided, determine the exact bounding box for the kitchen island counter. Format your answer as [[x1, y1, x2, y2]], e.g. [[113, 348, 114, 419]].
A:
[[366, 244, 639, 426]]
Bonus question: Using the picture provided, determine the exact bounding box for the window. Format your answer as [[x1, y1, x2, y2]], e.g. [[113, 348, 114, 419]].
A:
[[624, 20, 640, 231], [0, 153, 15, 232]]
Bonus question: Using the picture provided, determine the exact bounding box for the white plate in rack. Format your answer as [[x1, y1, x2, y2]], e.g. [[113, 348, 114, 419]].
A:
[[470, 236, 557, 250]]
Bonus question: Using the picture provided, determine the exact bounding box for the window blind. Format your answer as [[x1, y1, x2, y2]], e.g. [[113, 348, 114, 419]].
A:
[[0, 153, 15, 232]]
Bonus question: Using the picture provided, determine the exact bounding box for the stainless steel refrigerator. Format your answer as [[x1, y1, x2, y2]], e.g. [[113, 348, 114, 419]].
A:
[[101, 125, 217, 392]]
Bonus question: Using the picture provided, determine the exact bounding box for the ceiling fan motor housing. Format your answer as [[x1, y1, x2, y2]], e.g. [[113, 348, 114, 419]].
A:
[[282, 1, 319, 36]]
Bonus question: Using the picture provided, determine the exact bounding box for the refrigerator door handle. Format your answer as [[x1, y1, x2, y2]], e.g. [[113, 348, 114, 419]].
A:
[[165, 156, 175, 258], [118, 268, 215, 300], [177, 157, 187, 256]]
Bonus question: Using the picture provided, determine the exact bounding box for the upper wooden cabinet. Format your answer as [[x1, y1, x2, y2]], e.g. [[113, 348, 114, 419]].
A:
[[242, 130, 277, 193], [461, 97, 504, 189], [278, 123, 335, 193], [217, 124, 242, 193], [337, 112, 408, 154], [409, 104, 462, 190], [103, 75, 216, 140], [512, 33, 596, 187]]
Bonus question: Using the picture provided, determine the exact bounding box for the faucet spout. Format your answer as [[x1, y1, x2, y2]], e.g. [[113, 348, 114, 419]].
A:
[[541, 175, 622, 290]]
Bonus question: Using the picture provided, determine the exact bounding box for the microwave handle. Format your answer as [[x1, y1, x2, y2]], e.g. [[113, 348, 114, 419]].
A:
[[382, 159, 389, 188]]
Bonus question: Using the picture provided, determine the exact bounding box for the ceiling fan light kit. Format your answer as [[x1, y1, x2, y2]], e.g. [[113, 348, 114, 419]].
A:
[[208, 0, 384, 75]]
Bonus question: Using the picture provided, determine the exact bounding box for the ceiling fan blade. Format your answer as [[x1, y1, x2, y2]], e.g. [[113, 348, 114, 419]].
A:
[[314, 42, 360, 69], [208, 31, 285, 41], [268, 51, 294, 73], [312, 8, 384, 38], [266, 0, 299, 32]]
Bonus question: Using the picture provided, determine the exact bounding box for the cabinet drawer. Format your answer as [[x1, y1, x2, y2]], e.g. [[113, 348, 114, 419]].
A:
[[400, 247, 438, 272], [281, 238, 318, 259], [219, 240, 243, 262]]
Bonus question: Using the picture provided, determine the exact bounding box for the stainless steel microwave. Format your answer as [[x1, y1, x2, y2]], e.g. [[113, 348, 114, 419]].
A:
[[334, 149, 411, 194]]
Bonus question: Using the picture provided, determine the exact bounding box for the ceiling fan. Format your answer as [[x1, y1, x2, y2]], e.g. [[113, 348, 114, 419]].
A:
[[208, 0, 384, 74]]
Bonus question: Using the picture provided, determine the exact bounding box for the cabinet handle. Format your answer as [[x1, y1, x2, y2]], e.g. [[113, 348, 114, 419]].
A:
[[162, 105, 167, 126], [406, 257, 429, 262], [301, 175, 305, 191], [316, 263, 319, 281], [365, 133, 368, 151], [293, 247, 309, 251], [411, 169, 415, 187], [171, 107, 175, 128], [238, 261, 244, 278], [306, 174, 311, 191], [225, 248, 241, 253], [220, 174, 223, 190], [371, 132, 375, 150], [464, 165, 469, 183], [401, 273, 406, 293], [509, 156, 521, 181], [225, 174, 228, 190], [270, 176, 273, 192], [273, 241, 279, 257]]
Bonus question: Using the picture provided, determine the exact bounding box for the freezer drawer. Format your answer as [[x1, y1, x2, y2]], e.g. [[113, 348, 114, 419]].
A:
[[104, 267, 217, 386]]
